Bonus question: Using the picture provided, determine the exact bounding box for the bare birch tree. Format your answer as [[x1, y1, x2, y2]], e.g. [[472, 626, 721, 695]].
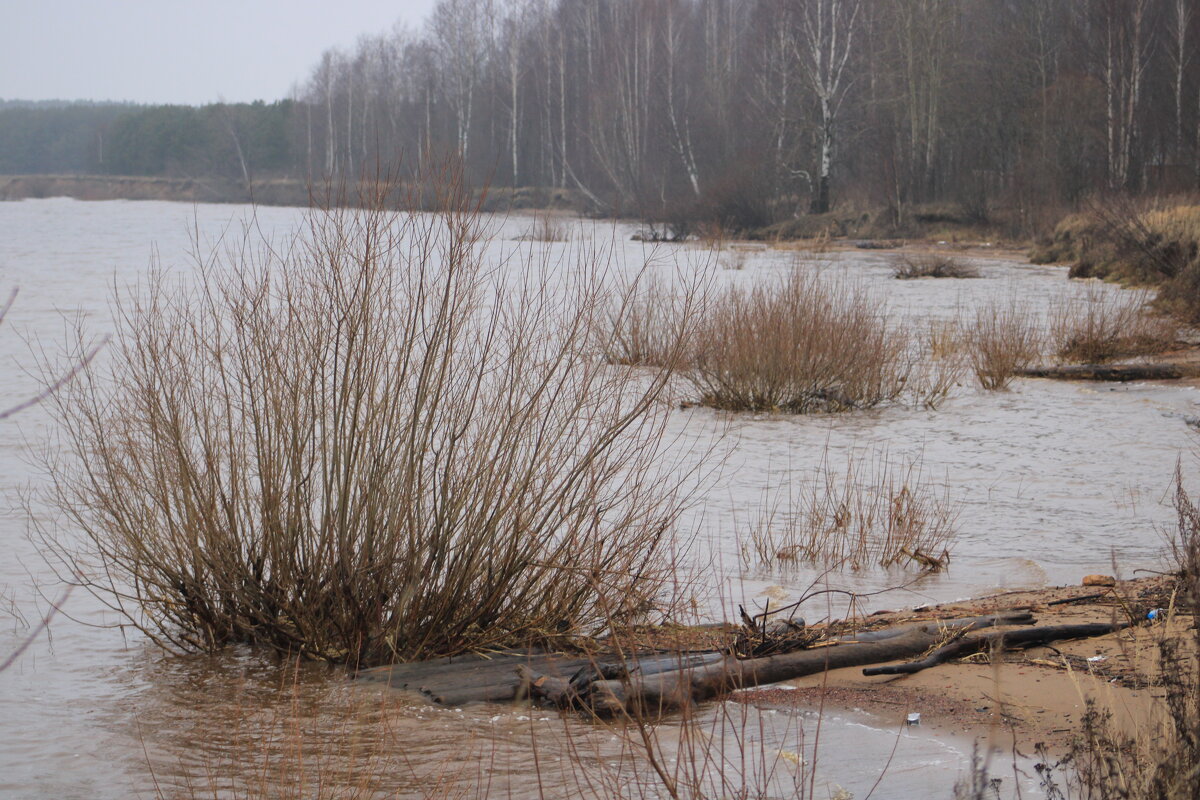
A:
[[1169, 0, 1193, 162], [794, 0, 861, 213]]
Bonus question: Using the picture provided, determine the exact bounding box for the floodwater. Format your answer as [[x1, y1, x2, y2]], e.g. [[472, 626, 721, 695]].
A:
[[0, 198, 1194, 798]]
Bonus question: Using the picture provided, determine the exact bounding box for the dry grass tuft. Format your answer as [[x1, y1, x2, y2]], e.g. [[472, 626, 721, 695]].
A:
[[1049, 287, 1178, 364], [966, 298, 1042, 390], [35, 171, 692, 666], [891, 253, 980, 280], [743, 448, 957, 571]]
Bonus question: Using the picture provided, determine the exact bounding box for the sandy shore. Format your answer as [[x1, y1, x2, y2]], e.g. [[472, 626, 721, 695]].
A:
[[732, 576, 1188, 754]]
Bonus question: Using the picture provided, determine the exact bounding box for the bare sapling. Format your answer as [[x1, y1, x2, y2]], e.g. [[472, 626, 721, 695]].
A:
[[904, 320, 968, 409], [34, 170, 697, 666], [520, 212, 571, 242], [602, 271, 703, 369]]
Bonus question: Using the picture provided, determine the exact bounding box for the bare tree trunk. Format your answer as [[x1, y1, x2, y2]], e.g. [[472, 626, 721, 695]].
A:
[[218, 106, 251, 191], [1171, 0, 1192, 161], [558, 25, 568, 190], [664, 4, 701, 197], [345, 75, 354, 177], [509, 35, 521, 185], [796, 0, 861, 214]]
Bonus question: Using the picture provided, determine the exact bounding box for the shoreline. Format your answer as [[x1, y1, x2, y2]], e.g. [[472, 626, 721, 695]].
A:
[[733, 575, 1183, 755], [0, 174, 585, 213]]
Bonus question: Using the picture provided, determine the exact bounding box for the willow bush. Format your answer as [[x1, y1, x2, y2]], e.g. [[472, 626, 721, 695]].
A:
[[37, 176, 693, 665], [967, 298, 1042, 390], [681, 269, 911, 413]]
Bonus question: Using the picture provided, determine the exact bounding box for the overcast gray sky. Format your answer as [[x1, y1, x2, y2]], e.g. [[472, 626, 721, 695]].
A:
[[0, 0, 438, 105]]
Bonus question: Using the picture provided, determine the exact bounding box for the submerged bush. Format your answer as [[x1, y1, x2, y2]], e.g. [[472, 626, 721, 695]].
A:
[[37, 176, 691, 665], [1050, 287, 1178, 364], [744, 447, 957, 571], [681, 269, 911, 413], [891, 253, 980, 279], [967, 298, 1042, 390]]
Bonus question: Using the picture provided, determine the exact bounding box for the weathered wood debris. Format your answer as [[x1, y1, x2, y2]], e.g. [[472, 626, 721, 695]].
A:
[[360, 608, 1130, 715]]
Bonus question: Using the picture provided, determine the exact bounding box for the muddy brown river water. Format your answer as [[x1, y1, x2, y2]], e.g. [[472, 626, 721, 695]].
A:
[[1, 199, 1195, 798]]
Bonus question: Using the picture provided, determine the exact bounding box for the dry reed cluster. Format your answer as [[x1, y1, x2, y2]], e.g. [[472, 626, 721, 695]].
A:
[[36, 175, 692, 665], [744, 448, 957, 571], [1049, 287, 1178, 364], [601, 273, 698, 369]]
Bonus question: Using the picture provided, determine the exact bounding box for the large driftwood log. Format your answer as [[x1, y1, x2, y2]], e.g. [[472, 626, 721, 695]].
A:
[[363, 611, 1127, 713], [532, 612, 1039, 715]]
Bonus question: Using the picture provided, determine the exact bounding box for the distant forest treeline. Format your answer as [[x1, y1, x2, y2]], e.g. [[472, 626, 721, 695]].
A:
[[4, 0, 1200, 233], [0, 100, 295, 181]]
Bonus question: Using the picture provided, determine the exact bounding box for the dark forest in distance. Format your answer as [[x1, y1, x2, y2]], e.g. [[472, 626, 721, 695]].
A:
[[1, 0, 1197, 235]]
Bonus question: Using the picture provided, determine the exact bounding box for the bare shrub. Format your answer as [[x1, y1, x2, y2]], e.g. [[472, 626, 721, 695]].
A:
[[743, 447, 957, 571], [520, 212, 571, 242], [682, 268, 910, 413], [35, 174, 692, 665], [718, 249, 748, 271], [1049, 287, 1178, 364], [891, 253, 980, 280], [967, 299, 1042, 390]]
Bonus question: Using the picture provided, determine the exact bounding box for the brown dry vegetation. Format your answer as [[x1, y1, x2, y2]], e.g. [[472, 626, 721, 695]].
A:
[[601, 273, 699, 369], [1050, 473, 1200, 800], [519, 212, 572, 242], [743, 447, 957, 571], [603, 261, 968, 412], [967, 298, 1042, 390], [1034, 198, 1200, 324], [1049, 287, 1178, 364], [33, 173, 696, 666], [891, 253, 981, 280], [680, 269, 941, 413]]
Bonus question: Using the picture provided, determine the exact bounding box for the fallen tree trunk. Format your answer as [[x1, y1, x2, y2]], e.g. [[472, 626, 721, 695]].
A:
[[1019, 363, 1200, 382], [531, 612, 1039, 715], [861, 621, 1129, 676]]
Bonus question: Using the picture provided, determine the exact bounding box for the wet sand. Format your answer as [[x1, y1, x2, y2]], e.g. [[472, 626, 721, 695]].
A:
[[734, 576, 1185, 754]]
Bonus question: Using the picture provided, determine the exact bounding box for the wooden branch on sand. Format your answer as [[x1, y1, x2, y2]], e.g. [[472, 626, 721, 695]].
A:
[[862, 621, 1129, 676]]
